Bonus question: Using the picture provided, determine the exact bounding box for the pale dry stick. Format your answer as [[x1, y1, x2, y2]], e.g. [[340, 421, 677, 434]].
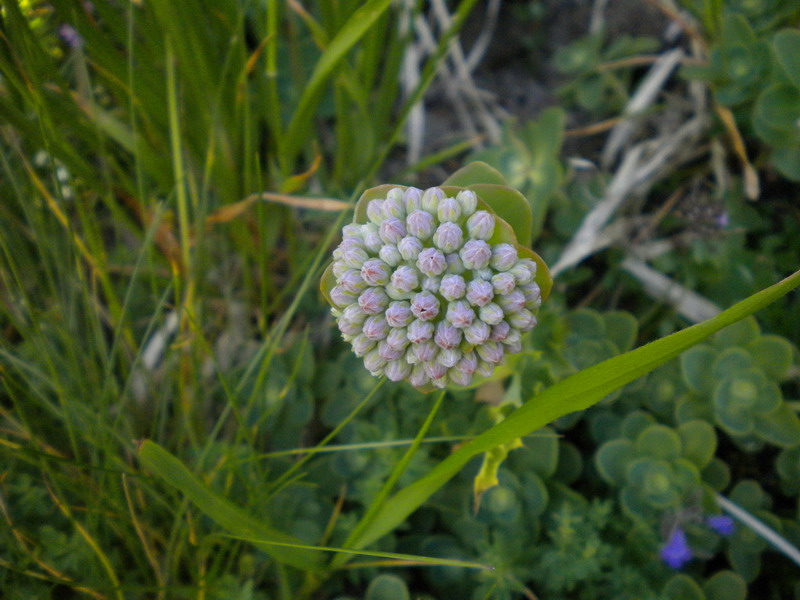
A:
[[602, 48, 685, 168], [400, 0, 426, 166], [589, 0, 610, 34], [463, 0, 501, 73]]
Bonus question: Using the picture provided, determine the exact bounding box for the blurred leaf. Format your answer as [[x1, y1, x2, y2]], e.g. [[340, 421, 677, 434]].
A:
[[773, 29, 800, 89], [703, 570, 748, 600], [442, 161, 508, 186], [467, 184, 533, 247]]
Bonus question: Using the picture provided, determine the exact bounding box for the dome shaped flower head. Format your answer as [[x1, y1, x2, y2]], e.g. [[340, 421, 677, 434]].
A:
[[320, 165, 551, 390]]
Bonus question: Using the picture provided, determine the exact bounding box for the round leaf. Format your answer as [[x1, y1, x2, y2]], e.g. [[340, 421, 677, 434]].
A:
[[636, 424, 682, 460], [678, 420, 717, 468], [442, 161, 508, 186], [703, 570, 747, 600]]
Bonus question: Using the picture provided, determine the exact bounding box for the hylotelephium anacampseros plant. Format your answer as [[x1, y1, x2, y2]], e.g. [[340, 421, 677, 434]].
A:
[[320, 162, 552, 391]]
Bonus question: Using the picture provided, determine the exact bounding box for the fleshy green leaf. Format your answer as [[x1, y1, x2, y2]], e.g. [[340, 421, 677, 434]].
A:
[[442, 161, 508, 186], [137, 440, 321, 571], [320, 262, 336, 306], [353, 184, 400, 224], [467, 184, 533, 247], [773, 29, 800, 89]]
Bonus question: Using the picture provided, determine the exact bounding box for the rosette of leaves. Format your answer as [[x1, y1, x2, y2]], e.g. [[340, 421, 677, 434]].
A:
[[320, 162, 552, 391], [679, 317, 800, 446], [662, 570, 748, 600], [595, 421, 717, 519]]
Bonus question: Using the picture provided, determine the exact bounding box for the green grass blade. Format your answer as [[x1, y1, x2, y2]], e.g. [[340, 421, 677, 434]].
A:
[[137, 440, 322, 571], [349, 268, 800, 551]]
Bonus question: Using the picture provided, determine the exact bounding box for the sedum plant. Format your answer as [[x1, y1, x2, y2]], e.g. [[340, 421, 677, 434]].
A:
[[320, 162, 553, 390]]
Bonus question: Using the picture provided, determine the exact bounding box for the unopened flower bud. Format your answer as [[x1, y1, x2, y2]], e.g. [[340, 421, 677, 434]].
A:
[[343, 303, 367, 324], [460, 240, 492, 270], [342, 224, 363, 240], [417, 248, 447, 277], [383, 190, 406, 219], [466, 279, 494, 307], [386, 327, 410, 351], [490, 243, 518, 271], [361, 224, 383, 253], [380, 217, 406, 244], [340, 245, 369, 269], [379, 244, 402, 267], [509, 262, 533, 285], [367, 199, 385, 225], [433, 222, 463, 253], [364, 348, 386, 374], [477, 360, 494, 377], [421, 276, 441, 293], [424, 360, 448, 380], [456, 190, 478, 216], [408, 364, 430, 387], [410, 290, 440, 321], [331, 285, 356, 307], [434, 321, 462, 349], [476, 340, 504, 364], [391, 265, 419, 293], [445, 253, 465, 274], [489, 321, 511, 342], [463, 319, 491, 345], [406, 210, 436, 240], [504, 339, 523, 354], [358, 287, 389, 314], [491, 272, 516, 295], [466, 210, 495, 240], [385, 301, 414, 327], [362, 315, 389, 340], [338, 317, 361, 337], [449, 369, 472, 386], [497, 290, 525, 314], [504, 328, 521, 346], [440, 274, 466, 301], [385, 284, 413, 300], [479, 302, 504, 325], [455, 350, 478, 374], [403, 187, 422, 212], [385, 358, 412, 382], [332, 261, 350, 278], [407, 319, 435, 344], [351, 334, 375, 357], [339, 269, 366, 294], [446, 300, 475, 329], [361, 259, 391, 286], [421, 187, 445, 213], [520, 282, 542, 309], [398, 236, 424, 261], [437, 196, 461, 223], [437, 347, 461, 368], [414, 340, 438, 362], [508, 308, 536, 331], [379, 340, 404, 361]]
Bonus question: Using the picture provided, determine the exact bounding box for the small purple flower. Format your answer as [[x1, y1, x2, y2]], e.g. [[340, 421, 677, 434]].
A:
[[433, 222, 463, 253], [466, 279, 494, 307], [437, 196, 462, 223], [361, 259, 391, 286], [706, 515, 735, 536], [59, 24, 84, 48], [367, 199, 385, 225], [490, 244, 518, 271], [403, 187, 423, 212], [491, 272, 516, 295], [463, 319, 491, 345], [398, 236, 424, 261], [716, 212, 730, 228], [391, 265, 419, 293], [379, 244, 402, 267], [466, 211, 495, 240], [406, 210, 436, 240], [410, 291, 440, 321], [660, 529, 693, 569], [421, 187, 445, 213], [446, 300, 475, 329], [460, 240, 492, 270], [407, 319, 435, 344], [385, 359, 412, 382], [417, 248, 447, 277], [440, 274, 467, 301], [380, 218, 407, 244], [456, 190, 477, 216], [362, 316, 389, 340], [479, 303, 504, 326], [434, 321, 462, 350], [358, 287, 389, 314], [385, 301, 414, 327]]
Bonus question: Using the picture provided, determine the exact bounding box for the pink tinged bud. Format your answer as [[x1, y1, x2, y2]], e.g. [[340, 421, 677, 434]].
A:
[[337, 317, 362, 337], [432, 222, 464, 253], [445, 253, 465, 274], [361, 259, 391, 286], [437, 196, 462, 223], [358, 287, 389, 314], [466, 279, 494, 307], [385, 301, 413, 327], [421, 187, 445, 213], [383, 191, 406, 219], [459, 240, 492, 270], [398, 236, 424, 260], [338, 269, 366, 294], [477, 360, 494, 377], [406, 210, 436, 240], [477, 340, 504, 364], [367, 199, 386, 225], [385, 359, 412, 382], [509, 262, 533, 285], [440, 274, 466, 301], [504, 328, 521, 346], [362, 315, 389, 340], [479, 303, 504, 326], [351, 334, 375, 357], [456, 190, 478, 216], [361, 226, 383, 253], [491, 272, 516, 295], [343, 303, 367, 324], [505, 340, 523, 354], [455, 350, 478, 374], [410, 291, 440, 321], [409, 364, 430, 388], [386, 327, 410, 351], [431, 375, 449, 388], [466, 210, 495, 240], [491, 243, 518, 271], [446, 300, 475, 329], [424, 360, 448, 380], [342, 224, 363, 240], [463, 319, 491, 345], [380, 217, 406, 244], [363, 348, 386, 373], [332, 260, 349, 278], [414, 340, 438, 362], [417, 247, 447, 277], [378, 341, 404, 361], [474, 268, 493, 281], [390, 265, 419, 293], [385, 285, 413, 300], [490, 321, 511, 342], [497, 290, 525, 314], [434, 321, 462, 350], [521, 283, 542, 309], [407, 319, 434, 344], [341, 245, 369, 269], [437, 347, 461, 368], [422, 276, 441, 293], [331, 285, 356, 307], [379, 244, 402, 267], [508, 309, 537, 332], [449, 369, 473, 386], [403, 187, 423, 212]]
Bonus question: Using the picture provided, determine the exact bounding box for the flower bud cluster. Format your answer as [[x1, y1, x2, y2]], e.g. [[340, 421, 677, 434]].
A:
[[329, 187, 542, 389]]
